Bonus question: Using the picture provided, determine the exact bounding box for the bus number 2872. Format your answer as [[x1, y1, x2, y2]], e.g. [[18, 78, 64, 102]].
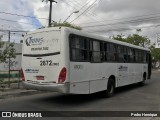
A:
[[40, 60, 52, 66]]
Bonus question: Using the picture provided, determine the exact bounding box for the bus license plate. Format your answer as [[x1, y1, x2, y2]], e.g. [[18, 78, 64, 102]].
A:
[[36, 76, 44, 80]]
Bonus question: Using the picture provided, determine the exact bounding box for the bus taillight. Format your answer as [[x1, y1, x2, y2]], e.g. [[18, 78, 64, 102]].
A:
[[58, 67, 67, 83], [21, 68, 25, 81]]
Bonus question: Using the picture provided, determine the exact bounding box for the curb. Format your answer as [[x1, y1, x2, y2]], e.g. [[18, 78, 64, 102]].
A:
[[152, 70, 160, 73], [0, 89, 44, 99]]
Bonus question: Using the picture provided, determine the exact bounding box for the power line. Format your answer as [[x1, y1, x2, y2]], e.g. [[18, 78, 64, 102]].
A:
[[0, 11, 49, 20], [0, 29, 28, 33], [63, 0, 92, 11], [82, 15, 160, 28], [0, 18, 41, 26], [81, 0, 102, 16], [67, 0, 107, 24], [84, 24, 160, 33], [79, 12, 160, 26], [77, 0, 93, 11], [68, 0, 99, 21], [60, 0, 105, 24], [70, 0, 100, 23], [62, 0, 160, 30]]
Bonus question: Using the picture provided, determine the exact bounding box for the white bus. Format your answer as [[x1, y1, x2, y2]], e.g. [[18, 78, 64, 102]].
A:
[[21, 27, 152, 97]]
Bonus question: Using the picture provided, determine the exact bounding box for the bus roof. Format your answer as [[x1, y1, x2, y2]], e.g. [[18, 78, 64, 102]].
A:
[[64, 27, 150, 52], [26, 27, 150, 51]]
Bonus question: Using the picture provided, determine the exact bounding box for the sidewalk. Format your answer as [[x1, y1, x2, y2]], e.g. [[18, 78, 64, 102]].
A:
[[0, 82, 43, 99], [152, 69, 160, 73]]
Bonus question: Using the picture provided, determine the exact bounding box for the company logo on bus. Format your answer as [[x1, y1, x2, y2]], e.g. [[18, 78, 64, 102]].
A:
[[25, 37, 44, 46], [118, 66, 128, 71], [25, 69, 39, 73]]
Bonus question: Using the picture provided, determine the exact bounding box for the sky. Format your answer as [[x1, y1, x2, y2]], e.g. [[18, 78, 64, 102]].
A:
[[0, 0, 160, 44]]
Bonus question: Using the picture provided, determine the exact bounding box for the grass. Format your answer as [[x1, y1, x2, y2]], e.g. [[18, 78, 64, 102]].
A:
[[0, 79, 4, 84], [0, 80, 20, 84]]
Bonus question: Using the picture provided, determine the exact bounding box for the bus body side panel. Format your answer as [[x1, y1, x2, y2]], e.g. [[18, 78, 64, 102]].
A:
[[134, 64, 143, 83], [127, 64, 136, 85], [67, 30, 90, 94], [117, 63, 148, 87], [142, 64, 148, 80], [116, 63, 129, 87], [69, 63, 111, 94], [69, 62, 90, 94], [127, 64, 140, 85], [129, 63, 148, 84], [89, 63, 107, 94]]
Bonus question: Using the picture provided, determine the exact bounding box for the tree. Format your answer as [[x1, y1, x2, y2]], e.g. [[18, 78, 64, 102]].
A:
[[0, 35, 16, 63], [113, 30, 160, 68], [113, 29, 150, 47], [51, 22, 82, 30], [149, 45, 160, 68], [113, 34, 150, 47], [113, 34, 127, 43], [127, 34, 150, 47]]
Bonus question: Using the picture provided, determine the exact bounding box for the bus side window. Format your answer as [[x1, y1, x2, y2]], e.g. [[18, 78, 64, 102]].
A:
[[117, 45, 125, 63], [135, 50, 138, 63], [89, 40, 93, 61], [135, 49, 141, 63], [70, 35, 88, 61], [143, 51, 147, 63], [107, 43, 116, 62], [90, 40, 102, 62], [133, 49, 136, 63], [123, 47, 128, 63], [128, 48, 134, 63], [139, 51, 144, 63], [103, 42, 108, 61], [146, 52, 149, 63], [138, 50, 142, 63]]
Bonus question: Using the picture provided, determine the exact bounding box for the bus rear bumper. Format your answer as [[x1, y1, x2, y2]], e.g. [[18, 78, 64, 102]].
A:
[[22, 82, 69, 93]]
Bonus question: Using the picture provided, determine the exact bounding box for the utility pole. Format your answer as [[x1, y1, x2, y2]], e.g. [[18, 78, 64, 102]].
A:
[[48, 0, 52, 27], [42, 0, 57, 27], [8, 30, 10, 88]]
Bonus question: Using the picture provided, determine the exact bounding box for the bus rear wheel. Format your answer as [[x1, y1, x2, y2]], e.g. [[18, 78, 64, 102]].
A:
[[105, 78, 115, 97], [139, 73, 146, 86]]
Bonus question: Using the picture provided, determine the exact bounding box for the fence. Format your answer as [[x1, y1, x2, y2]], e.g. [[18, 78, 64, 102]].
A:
[[0, 70, 21, 88]]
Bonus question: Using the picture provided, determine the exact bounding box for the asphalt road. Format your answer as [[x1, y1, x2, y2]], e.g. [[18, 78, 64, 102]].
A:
[[0, 72, 160, 120]]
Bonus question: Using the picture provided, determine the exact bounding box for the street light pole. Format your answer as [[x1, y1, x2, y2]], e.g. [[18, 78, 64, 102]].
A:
[[63, 10, 79, 23]]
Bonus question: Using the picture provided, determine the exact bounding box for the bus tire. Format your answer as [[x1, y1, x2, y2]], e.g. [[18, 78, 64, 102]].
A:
[[139, 73, 146, 86], [105, 78, 115, 97]]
